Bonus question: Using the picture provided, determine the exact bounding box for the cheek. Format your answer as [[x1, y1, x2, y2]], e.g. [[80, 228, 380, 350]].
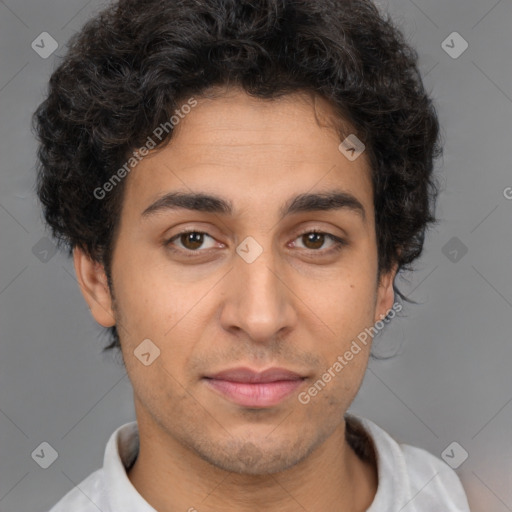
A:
[[112, 260, 214, 389], [296, 356, 369, 430], [112, 252, 189, 337], [125, 352, 198, 431], [310, 271, 376, 335], [302, 268, 376, 389]]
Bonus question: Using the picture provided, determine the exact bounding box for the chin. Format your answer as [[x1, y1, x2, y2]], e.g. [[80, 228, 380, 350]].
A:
[[191, 431, 322, 475]]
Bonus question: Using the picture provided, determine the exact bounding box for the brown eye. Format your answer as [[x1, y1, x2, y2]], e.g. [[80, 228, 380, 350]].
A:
[[302, 232, 325, 250], [293, 231, 346, 252], [179, 232, 205, 250], [166, 231, 217, 252]]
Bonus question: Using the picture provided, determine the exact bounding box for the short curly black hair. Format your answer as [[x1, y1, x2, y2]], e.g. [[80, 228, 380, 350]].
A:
[[32, 0, 442, 355]]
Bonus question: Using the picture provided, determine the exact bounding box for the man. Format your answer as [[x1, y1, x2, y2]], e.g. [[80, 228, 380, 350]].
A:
[[33, 0, 470, 510]]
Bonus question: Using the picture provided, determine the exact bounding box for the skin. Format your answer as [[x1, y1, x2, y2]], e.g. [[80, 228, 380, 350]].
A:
[[74, 86, 398, 512]]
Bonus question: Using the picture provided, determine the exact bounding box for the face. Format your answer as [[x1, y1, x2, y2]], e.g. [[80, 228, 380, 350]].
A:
[[75, 87, 397, 475]]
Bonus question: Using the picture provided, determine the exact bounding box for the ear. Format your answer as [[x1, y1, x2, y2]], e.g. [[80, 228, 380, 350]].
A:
[[73, 247, 116, 328], [374, 260, 399, 324]]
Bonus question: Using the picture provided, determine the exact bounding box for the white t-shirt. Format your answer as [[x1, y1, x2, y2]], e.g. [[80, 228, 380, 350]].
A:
[[47, 414, 470, 511]]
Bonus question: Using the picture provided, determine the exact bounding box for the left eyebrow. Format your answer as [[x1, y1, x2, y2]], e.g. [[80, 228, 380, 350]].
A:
[[280, 190, 366, 223], [141, 190, 366, 223]]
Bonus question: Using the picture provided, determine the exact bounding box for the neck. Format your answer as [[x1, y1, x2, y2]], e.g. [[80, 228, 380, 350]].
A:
[[127, 415, 377, 512]]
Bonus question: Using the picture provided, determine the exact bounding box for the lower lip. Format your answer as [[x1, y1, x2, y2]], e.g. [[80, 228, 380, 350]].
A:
[[204, 378, 305, 407]]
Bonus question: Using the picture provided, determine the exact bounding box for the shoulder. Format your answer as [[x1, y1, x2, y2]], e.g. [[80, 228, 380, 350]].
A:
[[399, 443, 470, 511], [47, 468, 108, 512], [347, 414, 471, 512], [47, 421, 140, 512]]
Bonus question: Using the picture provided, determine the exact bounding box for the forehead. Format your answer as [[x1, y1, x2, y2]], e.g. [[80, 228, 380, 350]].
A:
[[121, 88, 374, 222]]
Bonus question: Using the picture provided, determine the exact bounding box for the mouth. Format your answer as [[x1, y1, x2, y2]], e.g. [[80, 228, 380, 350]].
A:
[[203, 367, 307, 408]]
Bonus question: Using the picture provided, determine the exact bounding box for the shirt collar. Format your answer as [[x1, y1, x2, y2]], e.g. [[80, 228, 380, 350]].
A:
[[103, 421, 157, 512], [348, 414, 406, 510], [102, 415, 396, 511]]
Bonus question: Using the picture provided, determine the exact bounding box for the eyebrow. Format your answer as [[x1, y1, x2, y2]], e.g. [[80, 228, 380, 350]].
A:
[[141, 190, 366, 223]]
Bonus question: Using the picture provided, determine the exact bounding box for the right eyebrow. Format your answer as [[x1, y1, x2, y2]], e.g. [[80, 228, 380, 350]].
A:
[[141, 192, 233, 219]]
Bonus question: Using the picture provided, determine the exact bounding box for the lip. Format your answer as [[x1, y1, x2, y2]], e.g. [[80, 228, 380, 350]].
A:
[[203, 367, 306, 408], [206, 367, 305, 383]]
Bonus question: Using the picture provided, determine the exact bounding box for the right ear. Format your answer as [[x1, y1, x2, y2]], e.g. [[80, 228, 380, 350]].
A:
[[73, 247, 116, 328]]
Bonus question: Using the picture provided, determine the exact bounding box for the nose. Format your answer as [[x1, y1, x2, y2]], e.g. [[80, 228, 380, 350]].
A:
[[219, 242, 297, 344]]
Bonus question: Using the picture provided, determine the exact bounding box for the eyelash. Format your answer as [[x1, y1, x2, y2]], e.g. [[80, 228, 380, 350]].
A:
[[164, 229, 347, 258]]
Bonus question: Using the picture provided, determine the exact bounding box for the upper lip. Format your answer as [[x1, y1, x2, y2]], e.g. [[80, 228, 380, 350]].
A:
[[204, 367, 306, 383]]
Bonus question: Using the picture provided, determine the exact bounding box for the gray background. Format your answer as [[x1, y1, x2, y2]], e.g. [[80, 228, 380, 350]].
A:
[[0, 0, 511, 510]]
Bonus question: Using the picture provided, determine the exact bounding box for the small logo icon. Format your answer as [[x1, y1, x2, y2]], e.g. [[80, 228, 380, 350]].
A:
[[31, 442, 58, 469], [503, 186, 512, 200], [32, 236, 58, 263], [31, 32, 58, 59], [441, 32, 468, 59], [441, 441, 468, 469], [134, 338, 160, 366], [442, 236, 468, 263], [338, 134, 366, 161], [236, 236, 263, 264]]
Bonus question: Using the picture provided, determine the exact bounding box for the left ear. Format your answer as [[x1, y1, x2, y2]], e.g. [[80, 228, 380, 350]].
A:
[[374, 261, 399, 324]]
